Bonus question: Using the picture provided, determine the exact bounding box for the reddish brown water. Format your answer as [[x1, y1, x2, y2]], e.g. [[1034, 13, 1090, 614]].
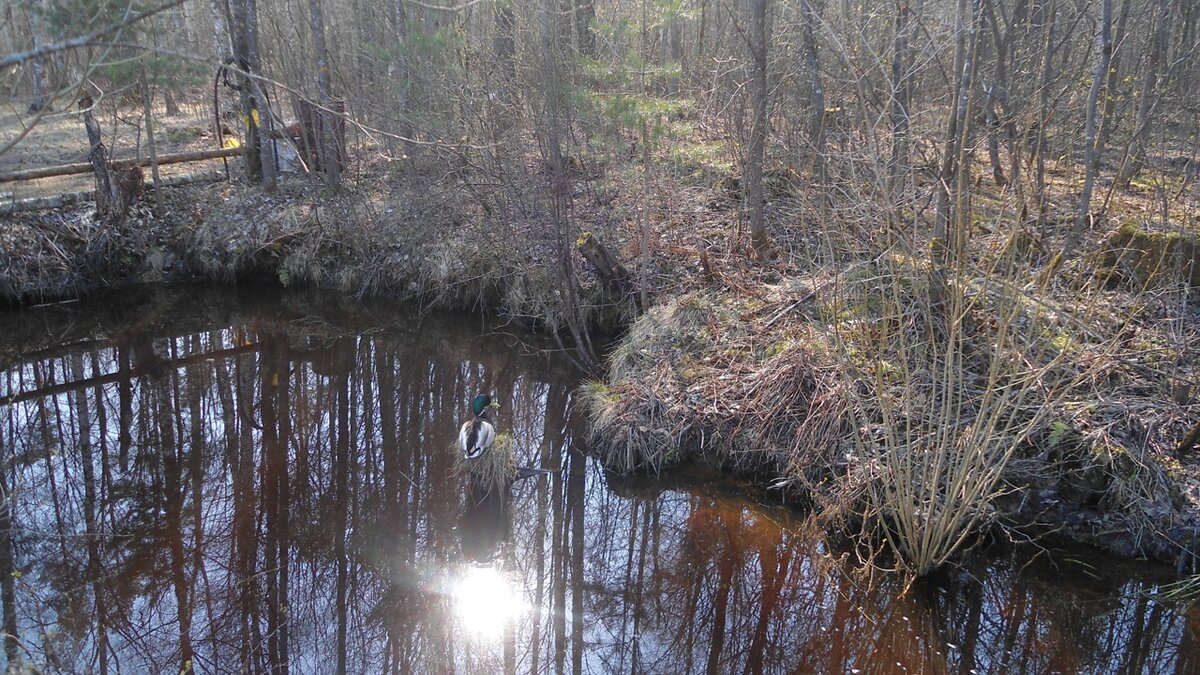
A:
[[0, 285, 1196, 674]]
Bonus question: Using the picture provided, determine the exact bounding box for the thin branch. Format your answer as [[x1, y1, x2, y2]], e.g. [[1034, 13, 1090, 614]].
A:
[[0, 0, 187, 69], [405, 0, 490, 11], [94, 42, 492, 151]]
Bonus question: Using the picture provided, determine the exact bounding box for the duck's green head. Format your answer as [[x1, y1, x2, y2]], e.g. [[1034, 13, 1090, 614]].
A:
[[472, 394, 499, 416]]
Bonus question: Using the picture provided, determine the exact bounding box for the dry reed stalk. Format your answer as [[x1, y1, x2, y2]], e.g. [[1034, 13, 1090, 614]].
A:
[[829, 242, 1122, 576]]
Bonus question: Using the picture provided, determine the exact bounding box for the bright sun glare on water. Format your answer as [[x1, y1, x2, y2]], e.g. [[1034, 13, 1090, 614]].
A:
[[453, 566, 523, 638]]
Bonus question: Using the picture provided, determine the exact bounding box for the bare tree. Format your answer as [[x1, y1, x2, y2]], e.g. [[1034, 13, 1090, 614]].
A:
[[888, 0, 917, 196], [1031, 0, 1058, 226], [1116, 0, 1173, 187], [1095, 0, 1133, 159], [210, 0, 229, 58], [933, 0, 985, 268], [1067, 0, 1114, 257], [574, 0, 596, 57], [27, 0, 48, 112], [801, 0, 826, 185], [227, 0, 262, 183], [308, 0, 341, 187], [746, 0, 771, 256]]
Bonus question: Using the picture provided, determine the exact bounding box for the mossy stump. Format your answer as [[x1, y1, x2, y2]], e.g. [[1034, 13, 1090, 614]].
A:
[[1096, 222, 1200, 287]]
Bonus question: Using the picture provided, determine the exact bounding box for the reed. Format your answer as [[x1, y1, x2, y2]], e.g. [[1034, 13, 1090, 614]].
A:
[[827, 248, 1114, 576]]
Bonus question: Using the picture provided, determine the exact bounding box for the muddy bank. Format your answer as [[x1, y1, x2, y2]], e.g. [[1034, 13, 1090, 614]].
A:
[[1, 178, 633, 338]]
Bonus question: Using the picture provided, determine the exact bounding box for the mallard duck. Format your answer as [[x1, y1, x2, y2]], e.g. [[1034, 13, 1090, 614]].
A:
[[459, 394, 500, 460]]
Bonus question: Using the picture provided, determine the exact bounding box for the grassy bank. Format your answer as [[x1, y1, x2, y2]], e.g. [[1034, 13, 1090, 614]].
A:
[[583, 228, 1199, 575]]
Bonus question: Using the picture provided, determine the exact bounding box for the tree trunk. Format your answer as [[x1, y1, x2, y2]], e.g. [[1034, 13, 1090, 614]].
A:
[[983, 0, 1022, 194], [933, 0, 983, 263], [245, 0, 277, 191], [80, 96, 117, 219], [227, 0, 262, 184], [164, 89, 182, 117], [140, 69, 164, 217], [491, 0, 516, 142], [889, 0, 915, 196], [984, 81, 1005, 185], [668, 5, 682, 94], [1032, 0, 1056, 228], [309, 0, 341, 187], [1066, 0, 1113, 256], [951, 0, 985, 252], [210, 0, 229, 58], [391, 0, 415, 164], [801, 0, 826, 185], [1095, 0, 1132, 159], [1116, 0, 1172, 188], [494, 0, 515, 87], [746, 0, 771, 256], [28, 0, 48, 113], [574, 0, 596, 57]]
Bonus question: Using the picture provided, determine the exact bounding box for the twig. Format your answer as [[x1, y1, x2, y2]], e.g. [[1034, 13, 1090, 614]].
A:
[[0, 0, 187, 69]]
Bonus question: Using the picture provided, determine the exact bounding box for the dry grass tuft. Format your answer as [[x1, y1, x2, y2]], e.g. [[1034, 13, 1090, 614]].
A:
[[455, 433, 517, 495], [813, 243, 1177, 575], [581, 379, 686, 474], [584, 290, 850, 479]]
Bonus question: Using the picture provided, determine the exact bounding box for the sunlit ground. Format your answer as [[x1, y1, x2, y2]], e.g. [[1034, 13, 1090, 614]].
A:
[[453, 565, 525, 639]]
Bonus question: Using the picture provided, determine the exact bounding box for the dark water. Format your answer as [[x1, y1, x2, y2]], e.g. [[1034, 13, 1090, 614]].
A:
[[0, 285, 1197, 674]]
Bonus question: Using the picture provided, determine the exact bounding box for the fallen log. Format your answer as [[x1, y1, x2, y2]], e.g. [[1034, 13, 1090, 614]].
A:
[[0, 170, 226, 215], [0, 147, 243, 184], [1, 342, 258, 406]]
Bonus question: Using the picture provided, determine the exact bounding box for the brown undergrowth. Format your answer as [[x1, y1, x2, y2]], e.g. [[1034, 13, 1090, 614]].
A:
[[1, 162, 632, 346], [584, 226, 1200, 574]]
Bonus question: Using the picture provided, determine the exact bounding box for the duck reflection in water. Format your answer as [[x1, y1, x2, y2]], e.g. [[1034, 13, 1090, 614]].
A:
[[453, 482, 523, 638], [460, 482, 512, 565]]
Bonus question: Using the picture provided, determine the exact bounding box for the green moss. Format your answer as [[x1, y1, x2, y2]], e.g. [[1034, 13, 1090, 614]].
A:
[[677, 356, 705, 381], [767, 340, 792, 358], [1128, 172, 1186, 194], [582, 380, 621, 404]]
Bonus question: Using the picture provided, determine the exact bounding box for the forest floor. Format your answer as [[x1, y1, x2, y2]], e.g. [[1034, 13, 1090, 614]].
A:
[[0, 93, 228, 200], [2, 95, 1200, 572]]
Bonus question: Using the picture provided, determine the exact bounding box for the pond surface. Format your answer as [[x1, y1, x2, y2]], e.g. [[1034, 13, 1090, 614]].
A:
[[0, 285, 1197, 674]]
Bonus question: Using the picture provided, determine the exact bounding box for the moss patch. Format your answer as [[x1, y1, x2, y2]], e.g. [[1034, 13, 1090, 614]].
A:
[[1096, 222, 1200, 287]]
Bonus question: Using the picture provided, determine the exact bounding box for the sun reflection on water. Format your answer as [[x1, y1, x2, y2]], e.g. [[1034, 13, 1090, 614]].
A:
[[453, 565, 524, 639]]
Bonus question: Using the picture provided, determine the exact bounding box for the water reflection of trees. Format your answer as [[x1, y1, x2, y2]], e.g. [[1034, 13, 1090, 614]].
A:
[[0, 288, 1196, 674]]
